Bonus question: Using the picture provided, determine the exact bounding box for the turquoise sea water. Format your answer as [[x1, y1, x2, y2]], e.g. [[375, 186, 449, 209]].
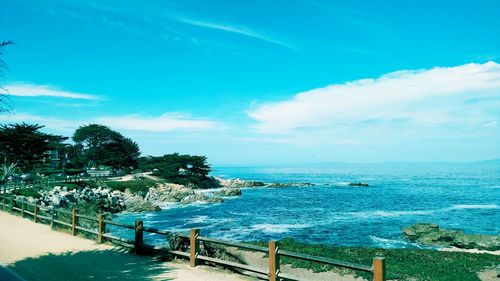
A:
[[112, 163, 500, 248]]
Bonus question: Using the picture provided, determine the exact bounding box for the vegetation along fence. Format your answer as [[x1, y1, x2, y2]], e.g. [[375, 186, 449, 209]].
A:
[[0, 192, 386, 281], [3, 175, 109, 191]]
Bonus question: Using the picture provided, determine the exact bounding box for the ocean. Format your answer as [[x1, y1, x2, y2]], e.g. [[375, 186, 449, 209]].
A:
[[111, 162, 500, 248]]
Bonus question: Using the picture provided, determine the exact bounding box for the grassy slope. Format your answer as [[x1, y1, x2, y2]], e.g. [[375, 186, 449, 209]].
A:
[[254, 238, 499, 281]]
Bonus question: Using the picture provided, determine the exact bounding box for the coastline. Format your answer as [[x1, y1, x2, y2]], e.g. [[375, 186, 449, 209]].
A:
[[7, 169, 500, 252], [3, 171, 500, 281]]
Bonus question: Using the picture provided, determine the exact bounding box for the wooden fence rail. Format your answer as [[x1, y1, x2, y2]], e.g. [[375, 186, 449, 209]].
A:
[[0, 175, 113, 194], [0, 192, 386, 281]]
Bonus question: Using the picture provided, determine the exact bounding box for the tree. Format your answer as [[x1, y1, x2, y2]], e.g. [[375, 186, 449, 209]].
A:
[[99, 137, 140, 168], [0, 40, 13, 113], [138, 153, 217, 188], [0, 163, 17, 183], [0, 123, 68, 171], [72, 124, 140, 169]]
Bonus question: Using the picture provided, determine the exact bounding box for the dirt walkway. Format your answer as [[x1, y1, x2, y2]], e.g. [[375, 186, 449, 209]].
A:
[[0, 211, 252, 281]]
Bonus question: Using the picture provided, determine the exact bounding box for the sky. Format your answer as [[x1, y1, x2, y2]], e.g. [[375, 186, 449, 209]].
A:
[[0, 0, 499, 165]]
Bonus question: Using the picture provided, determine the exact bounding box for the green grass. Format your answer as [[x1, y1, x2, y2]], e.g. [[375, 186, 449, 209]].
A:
[[103, 179, 158, 193], [253, 238, 499, 281]]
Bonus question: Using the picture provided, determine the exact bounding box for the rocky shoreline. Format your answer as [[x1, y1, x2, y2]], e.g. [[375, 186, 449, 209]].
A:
[[10, 177, 372, 216], [9, 177, 268, 215], [403, 223, 500, 251]]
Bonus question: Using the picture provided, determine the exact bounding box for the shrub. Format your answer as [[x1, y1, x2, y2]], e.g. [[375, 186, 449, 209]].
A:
[[13, 188, 42, 198], [65, 168, 85, 175], [37, 169, 64, 176]]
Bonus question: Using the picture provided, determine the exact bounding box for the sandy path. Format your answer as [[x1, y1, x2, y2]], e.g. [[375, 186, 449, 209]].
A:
[[232, 248, 366, 281], [0, 211, 112, 264], [0, 211, 251, 281]]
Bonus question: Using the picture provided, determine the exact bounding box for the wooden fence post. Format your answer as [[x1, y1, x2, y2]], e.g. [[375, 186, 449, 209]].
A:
[[269, 240, 280, 281], [373, 257, 386, 281], [190, 228, 200, 268], [21, 201, 25, 217], [10, 197, 14, 212], [97, 214, 105, 243], [71, 208, 77, 236], [135, 220, 144, 253], [2, 192, 5, 210], [51, 209, 56, 229], [34, 204, 38, 223]]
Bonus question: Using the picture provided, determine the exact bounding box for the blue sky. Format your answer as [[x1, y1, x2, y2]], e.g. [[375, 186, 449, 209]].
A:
[[1, 0, 499, 165]]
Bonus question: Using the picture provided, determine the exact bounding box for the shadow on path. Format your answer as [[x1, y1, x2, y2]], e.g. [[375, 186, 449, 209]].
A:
[[8, 248, 171, 281]]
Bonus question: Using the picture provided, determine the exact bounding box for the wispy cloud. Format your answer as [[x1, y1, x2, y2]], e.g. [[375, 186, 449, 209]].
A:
[[0, 113, 79, 132], [0, 112, 222, 133], [32, 1, 297, 52], [95, 113, 222, 132], [249, 61, 500, 134], [172, 17, 298, 51], [5, 83, 100, 100]]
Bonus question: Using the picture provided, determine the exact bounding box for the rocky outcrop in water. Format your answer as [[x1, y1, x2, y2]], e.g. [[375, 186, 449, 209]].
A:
[[123, 191, 161, 212], [180, 194, 224, 204], [403, 223, 500, 251], [214, 188, 242, 196], [348, 182, 369, 187], [268, 182, 316, 188], [145, 184, 194, 203], [124, 183, 225, 210], [216, 178, 265, 188]]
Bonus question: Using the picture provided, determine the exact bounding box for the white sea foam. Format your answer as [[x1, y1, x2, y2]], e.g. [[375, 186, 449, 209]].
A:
[[328, 182, 350, 186], [187, 215, 209, 224], [344, 204, 499, 219], [370, 236, 426, 249], [143, 213, 159, 218], [449, 204, 499, 210], [251, 223, 310, 234], [346, 209, 435, 218]]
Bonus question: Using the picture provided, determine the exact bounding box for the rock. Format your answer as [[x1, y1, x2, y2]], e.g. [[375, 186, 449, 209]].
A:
[[124, 194, 161, 212], [144, 184, 194, 203], [348, 182, 369, 187], [214, 188, 242, 196], [268, 182, 292, 188], [36, 185, 126, 213], [216, 178, 265, 188], [180, 194, 224, 204], [50, 196, 61, 206], [403, 223, 500, 251], [403, 223, 439, 240], [267, 182, 316, 188]]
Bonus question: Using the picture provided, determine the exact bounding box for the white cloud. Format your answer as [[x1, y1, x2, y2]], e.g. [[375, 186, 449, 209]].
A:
[[93, 113, 221, 132], [249, 61, 500, 133], [0, 112, 221, 133], [5, 83, 100, 100], [173, 17, 298, 51], [0, 113, 80, 132]]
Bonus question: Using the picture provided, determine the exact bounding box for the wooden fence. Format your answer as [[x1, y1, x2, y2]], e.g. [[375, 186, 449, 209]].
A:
[[0, 193, 386, 281], [3, 175, 109, 190]]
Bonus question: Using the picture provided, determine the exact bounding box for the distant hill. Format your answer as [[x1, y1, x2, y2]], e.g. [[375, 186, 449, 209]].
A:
[[216, 159, 500, 169], [471, 159, 500, 165]]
